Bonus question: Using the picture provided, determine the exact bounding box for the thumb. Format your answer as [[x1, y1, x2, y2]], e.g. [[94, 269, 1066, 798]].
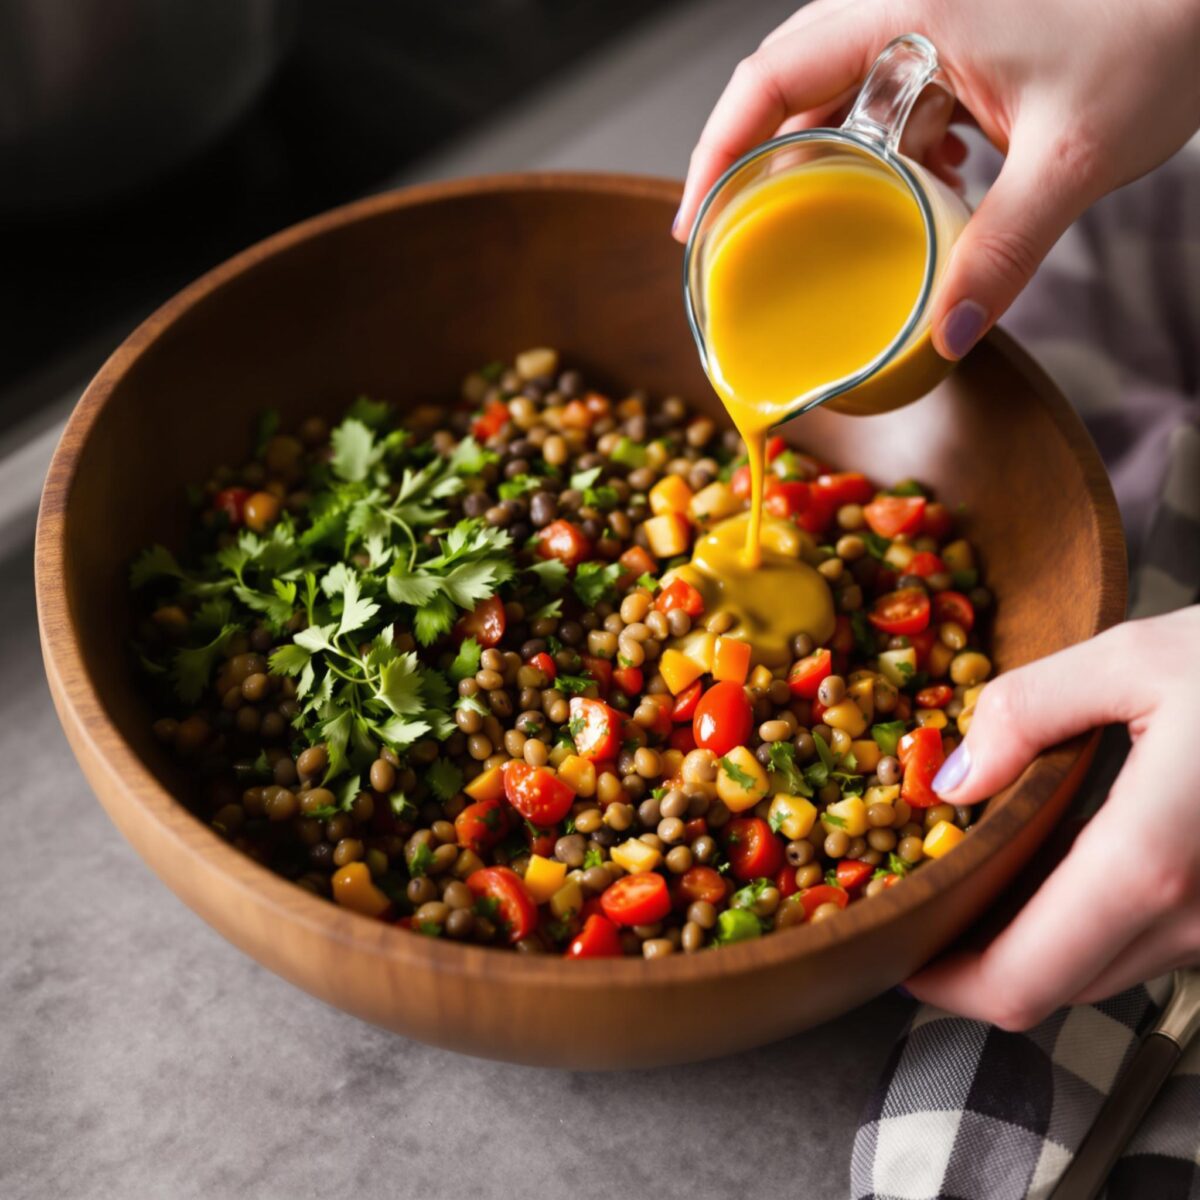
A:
[[931, 624, 1151, 806], [930, 125, 1094, 360]]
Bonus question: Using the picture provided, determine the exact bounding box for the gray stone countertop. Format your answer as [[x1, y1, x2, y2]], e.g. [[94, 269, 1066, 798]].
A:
[[2, 2, 921, 1196]]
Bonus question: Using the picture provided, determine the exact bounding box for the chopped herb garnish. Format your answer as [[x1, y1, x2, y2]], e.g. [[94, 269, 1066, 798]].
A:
[[573, 561, 622, 607], [871, 721, 908, 757], [718, 755, 757, 789]]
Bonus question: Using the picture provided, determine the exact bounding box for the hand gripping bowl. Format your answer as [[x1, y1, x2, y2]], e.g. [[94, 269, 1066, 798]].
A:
[[36, 174, 1126, 1069]]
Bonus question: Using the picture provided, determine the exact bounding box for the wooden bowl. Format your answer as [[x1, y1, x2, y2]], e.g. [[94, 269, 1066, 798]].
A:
[[36, 174, 1125, 1068]]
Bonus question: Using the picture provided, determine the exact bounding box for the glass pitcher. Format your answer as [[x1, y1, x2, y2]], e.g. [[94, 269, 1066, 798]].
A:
[[683, 33, 971, 419]]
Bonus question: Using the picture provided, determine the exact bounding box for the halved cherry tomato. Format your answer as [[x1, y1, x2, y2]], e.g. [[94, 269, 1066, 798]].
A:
[[868, 588, 931, 636], [799, 884, 849, 919], [674, 865, 728, 907], [921, 501, 953, 540], [454, 797, 510, 853], [612, 665, 644, 695], [813, 471, 874, 508], [656, 577, 705, 617], [466, 866, 537, 943], [787, 648, 832, 699], [933, 590, 976, 632], [471, 398, 510, 441], [668, 726, 697, 753], [454, 594, 506, 648], [731, 464, 752, 500], [863, 495, 926, 538], [601, 872, 671, 927], [907, 551, 946, 578], [503, 761, 575, 825], [897, 726, 945, 808], [581, 655, 613, 698], [536, 519, 593, 568], [530, 651, 558, 681], [766, 435, 788, 463], [617, 545, 657, 588], [565, 913, 623, 958], [693, 680, 753, 756], [214, 486, 252, 528], [671, 679, 703, 723], [568, 696, 622, 762], [725, 816, 785, 882], [764, 478, 811, 519], [915, 684, 954, 709], [776, 865, 799, 898], [836, 860, 873, 890]]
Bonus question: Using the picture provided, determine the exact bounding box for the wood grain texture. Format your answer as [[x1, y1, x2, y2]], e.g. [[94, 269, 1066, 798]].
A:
[[35, 173, 1127, 1068]]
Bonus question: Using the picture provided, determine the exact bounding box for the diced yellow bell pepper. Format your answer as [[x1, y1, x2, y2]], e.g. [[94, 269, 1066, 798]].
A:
[[878, 647, 917, 688], [848, 676, 875, 724], [678, 630, 716, 674], [850, 739, 881, 773], [549, 878, 584, 920], [712, 636, 751, 684], [689, 481, 741, 522], [923, 820, 965, 859], [823, 699, 867, 738], [649, 474, 694, 516], [524, 854, 569, 904], [941, 539, 974, 573], [748, 664, 774, 691], [915, 708, 948, 730], [715, 745, 770, 812], [643, 513, 691, 558], [659, 648, 704, 695], [864, 784, 900, 808], [464, 765, 505, 803], [558, 754, 596, 797], [332, 862, 391, 918], [883, 541, 915, 571], [768, 793, 818, 840], [963, 684, 986, 709], [823, 796, 868, 837], [611, 838, 662, 874]]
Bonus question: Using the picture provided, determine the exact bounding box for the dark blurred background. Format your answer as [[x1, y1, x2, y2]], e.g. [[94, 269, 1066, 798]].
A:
[[0, 0, 689, 420]]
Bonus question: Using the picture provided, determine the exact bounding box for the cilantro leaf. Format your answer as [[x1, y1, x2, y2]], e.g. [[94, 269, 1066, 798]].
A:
[[131, 544, 185, 589], [449, 637, 482, 682], [554, 673, 593, 696], [171, 624, 238, 703], [766, 741, 812, 797], [573, 561, 622, 607], [718, 755, 757, 789], [527, 559, 569, 593], [427, 759, 464, 802], [330, 418, 380, 483], [888, 852, 910, 877]]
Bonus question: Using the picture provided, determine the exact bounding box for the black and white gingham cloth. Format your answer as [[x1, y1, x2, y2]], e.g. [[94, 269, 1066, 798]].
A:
[[852, 132, 1200, 1200]]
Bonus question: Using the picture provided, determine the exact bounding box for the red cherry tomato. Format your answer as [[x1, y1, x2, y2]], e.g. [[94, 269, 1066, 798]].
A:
[[674, 865, 728, 907], [915, 684, 954, 709], [671, 679, 703, 723], [600, 873, 671, 927], [731, 464, 752, 500], [692, 680, 753, 757], [454, 797, 509, 853], [565, 913, 623, 959], [536, 519, 593, 568], [863, 495, 926, 538], [471, 398, 510, 441], [530, 651, 558, 681], [567, 696, 622, 762], [868, 588, 932, 636], [799, 884, 849, 919], [897, 727, 945, 808], [793, 495, 834, 535], [835, 860, 873, 890], [776, 865, 799, 899], [764, 478, 811, 519], [612, 665, 644, 695], [787, 648, 832, 699], [921, 501, 953, 540], [466, 866, 537, 943], [813, 471, 875, 508], [725, 817, 785, 882], [454, 594, 507, 648], [213, 486, 251, 528], [503, 761, 575, 825], [907, 551, 946, 578], [580, 655, 613, 699], [655, 577, 705, 617], [932, 590, 976, 632], [766, 435, 788, 462]]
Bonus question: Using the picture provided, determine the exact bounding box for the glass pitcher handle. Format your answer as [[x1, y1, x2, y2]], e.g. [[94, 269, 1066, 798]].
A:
[[841, 33, 947, 153]]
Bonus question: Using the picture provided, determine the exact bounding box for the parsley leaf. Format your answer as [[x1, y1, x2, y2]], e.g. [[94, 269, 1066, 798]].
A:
[[427, 759, 464, 802], [766, 741, 812, 796], [449, 637, 482, 681], [172, 624, 238, 703], [554, 673, 593, 696], [573, 561, 622, 607]]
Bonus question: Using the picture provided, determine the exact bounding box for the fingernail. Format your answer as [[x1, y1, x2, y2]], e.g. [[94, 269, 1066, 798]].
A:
[[894, 985, 915, 1000], [939, 299, 987, 360], [933, 741, 971, 795], [671, 207, 683, 237]]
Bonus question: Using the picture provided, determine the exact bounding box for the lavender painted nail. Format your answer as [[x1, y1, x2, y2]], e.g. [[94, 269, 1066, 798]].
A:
[[671, 207, 683, 237], [932, 741, 971, 794], [940, 299, 987, 360]]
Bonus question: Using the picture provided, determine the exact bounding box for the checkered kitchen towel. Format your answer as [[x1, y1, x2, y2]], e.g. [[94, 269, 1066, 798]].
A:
[[852, 130, 1200, 1200]]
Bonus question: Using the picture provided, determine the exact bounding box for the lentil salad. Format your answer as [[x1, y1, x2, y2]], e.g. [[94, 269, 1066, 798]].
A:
[[130, 348, 995, 957]]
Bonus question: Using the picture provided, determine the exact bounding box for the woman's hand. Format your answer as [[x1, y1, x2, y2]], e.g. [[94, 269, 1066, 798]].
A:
[[904, 607, 1200, 1029], [673, 0, 1200, 360]]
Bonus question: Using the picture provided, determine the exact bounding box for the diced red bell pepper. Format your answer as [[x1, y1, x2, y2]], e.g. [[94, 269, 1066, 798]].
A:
[[471, 398, 510, 441], [617, 545, 656, 589], [655, 577, 705, 617]]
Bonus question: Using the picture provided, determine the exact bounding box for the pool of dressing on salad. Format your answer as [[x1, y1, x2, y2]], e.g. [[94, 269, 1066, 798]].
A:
[[680, 160, 934, 662]]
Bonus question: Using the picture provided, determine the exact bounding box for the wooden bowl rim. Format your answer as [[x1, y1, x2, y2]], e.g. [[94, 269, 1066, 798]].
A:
[[35, 170, 1127, 990]]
